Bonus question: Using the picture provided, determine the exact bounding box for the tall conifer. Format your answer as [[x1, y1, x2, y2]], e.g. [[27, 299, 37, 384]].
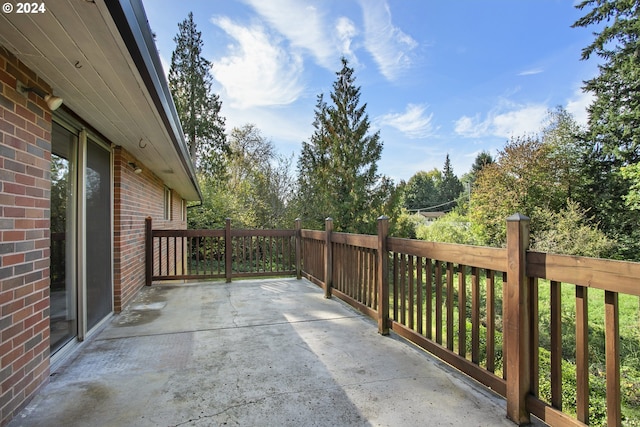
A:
[[297, 58, 391, 233], [169, 12, 227, 177]]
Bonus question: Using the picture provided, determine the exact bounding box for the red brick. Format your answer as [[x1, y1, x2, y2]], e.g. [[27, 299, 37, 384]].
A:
[[0, 290, 12, 305], [2, 182, 26, 195], [1, 365, 25, 394], [14, 174, 35, 187], [11, 329, 33, 350], [3, 207, 25, 218], [2, 230, 25, 241], [2, 109, 26, 129], [14, 219, 34, 229], [14, 105, 35, 123], [32, 318, 48, 336], [32, 299, 47, 313], [1, 346, 23, 369], [23, 312, 41, 329], [1, 299, 24, 316], [3, 134, 27, 152], [2, 253, 24, 267], [25, 121, 44, 139], [15, 284, 34, 299], [12, 306, 33, 323]]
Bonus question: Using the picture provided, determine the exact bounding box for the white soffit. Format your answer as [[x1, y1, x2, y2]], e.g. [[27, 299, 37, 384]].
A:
[[0, 0, 200, 200]]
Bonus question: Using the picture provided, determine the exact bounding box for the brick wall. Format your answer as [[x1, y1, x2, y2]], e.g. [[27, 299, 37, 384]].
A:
[[0, 47, 51, 426], [113, 147, 187, 312]]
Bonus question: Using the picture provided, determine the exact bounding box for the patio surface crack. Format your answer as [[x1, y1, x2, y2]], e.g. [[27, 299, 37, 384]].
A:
[[225, 284, 239, 328], [167, 379, 395, 427]]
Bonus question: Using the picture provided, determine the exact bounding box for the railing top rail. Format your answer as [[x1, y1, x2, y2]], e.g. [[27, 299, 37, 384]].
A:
[[331, 232, 377, 249], [388, 237, 507, 272], [527, 250, 640, 296], [231, 229, 296, 237], [153, 229, 224, 237], [301, 229, 325, 240]]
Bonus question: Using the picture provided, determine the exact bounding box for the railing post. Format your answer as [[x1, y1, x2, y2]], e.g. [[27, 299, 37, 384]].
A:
[[505, 213, 531, 425], [145, 216, 153, 286], [295, 218, 302, 280], [377, 215, 389, 335], [324, 217, 333, 299], [225, 218, 232, 283]]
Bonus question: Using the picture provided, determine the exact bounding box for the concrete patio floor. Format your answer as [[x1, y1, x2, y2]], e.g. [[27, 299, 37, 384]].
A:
[[9, 278, 538, 427]]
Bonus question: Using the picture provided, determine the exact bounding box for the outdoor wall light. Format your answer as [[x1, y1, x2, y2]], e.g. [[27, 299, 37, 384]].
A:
[[16, 80, 63, 111], [128, 162, 143, 174]]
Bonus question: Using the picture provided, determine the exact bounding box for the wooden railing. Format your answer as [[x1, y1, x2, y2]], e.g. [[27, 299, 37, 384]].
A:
[[145, 217, 296, 284], [147, 215, 640, 426], [299, 215, 640, 427]]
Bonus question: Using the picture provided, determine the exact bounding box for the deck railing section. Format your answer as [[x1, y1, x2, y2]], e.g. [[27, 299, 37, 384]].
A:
[[525, 251, 640, 427], [146, 217, 296, 283], [147, 214, 640, 426]]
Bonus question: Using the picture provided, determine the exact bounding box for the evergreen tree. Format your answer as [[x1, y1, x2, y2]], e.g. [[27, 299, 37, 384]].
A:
[[573, 0, 640, 258], [439, 154, 464, 207], [296, 58, 390, 233], [169, 12, 227, 177], [470, 151, 494, 182]]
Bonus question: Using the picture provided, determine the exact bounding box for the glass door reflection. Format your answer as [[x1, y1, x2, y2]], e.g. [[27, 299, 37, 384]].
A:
[[50, 123, 77, 354]]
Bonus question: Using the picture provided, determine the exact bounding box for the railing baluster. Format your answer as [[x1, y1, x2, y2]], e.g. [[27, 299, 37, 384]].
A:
[[458, 264, 466, 358], [425, 258, 433, 340], [471, 266, 480, 364], [446, 262, 454, 351], [417, 256, 423, 335], [400, 253, 407, 326], [575, 285, 589, 423], [605, 290, 621, 427], [435, 261, 443, 345], [550, 280, 562, 410], [408, 256, 415, 330], [486, 269, 495, 372], [502, 271, 508, 380], [530, 277, 539, 396], [393, 253, 399, 321]]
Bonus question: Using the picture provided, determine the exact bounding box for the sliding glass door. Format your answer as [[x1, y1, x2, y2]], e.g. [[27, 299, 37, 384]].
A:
[[50, 120, 113, 354], [50, 123, 78, 353], [85, 138, 112, 330]]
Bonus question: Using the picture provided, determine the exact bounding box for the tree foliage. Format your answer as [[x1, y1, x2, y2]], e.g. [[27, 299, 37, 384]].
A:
[[169, 12, 227, 177], [189, 124, 295, 230], [470, 135, 564, 245], [295, 58, 394, 233], [574, 0, 640, 164], [573, 0, 640, 259], [440, 154, 464, 204], [403, 169, 442, 210], [403, 155, 464, 212]]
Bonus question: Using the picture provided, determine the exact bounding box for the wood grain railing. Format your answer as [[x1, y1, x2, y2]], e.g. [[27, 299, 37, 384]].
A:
[[298, 215, 640, 427], [147, 214, 639, 426], [145, 217, 296, 283]]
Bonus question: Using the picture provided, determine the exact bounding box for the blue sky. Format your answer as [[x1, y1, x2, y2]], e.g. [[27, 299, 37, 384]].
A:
[[144, 0, 600, 183]]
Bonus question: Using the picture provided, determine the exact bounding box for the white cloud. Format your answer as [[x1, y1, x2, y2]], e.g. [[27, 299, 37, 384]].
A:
[[518, 68, 543, 76], [336, 17, 358, 62], [378, 104, 435, 139], [359, 0, 418, 81], [455, 102, 548, 139], [210, 17, 304, 108], [241, 0, 345, 69], [566, 87, 593, 126]]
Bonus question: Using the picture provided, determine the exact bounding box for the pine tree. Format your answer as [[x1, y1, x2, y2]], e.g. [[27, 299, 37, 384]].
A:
[[440, 154, 464, 207], [572, 0, 640, 258], [296, 58, 390, 233], [169, 12, 227, 177]]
